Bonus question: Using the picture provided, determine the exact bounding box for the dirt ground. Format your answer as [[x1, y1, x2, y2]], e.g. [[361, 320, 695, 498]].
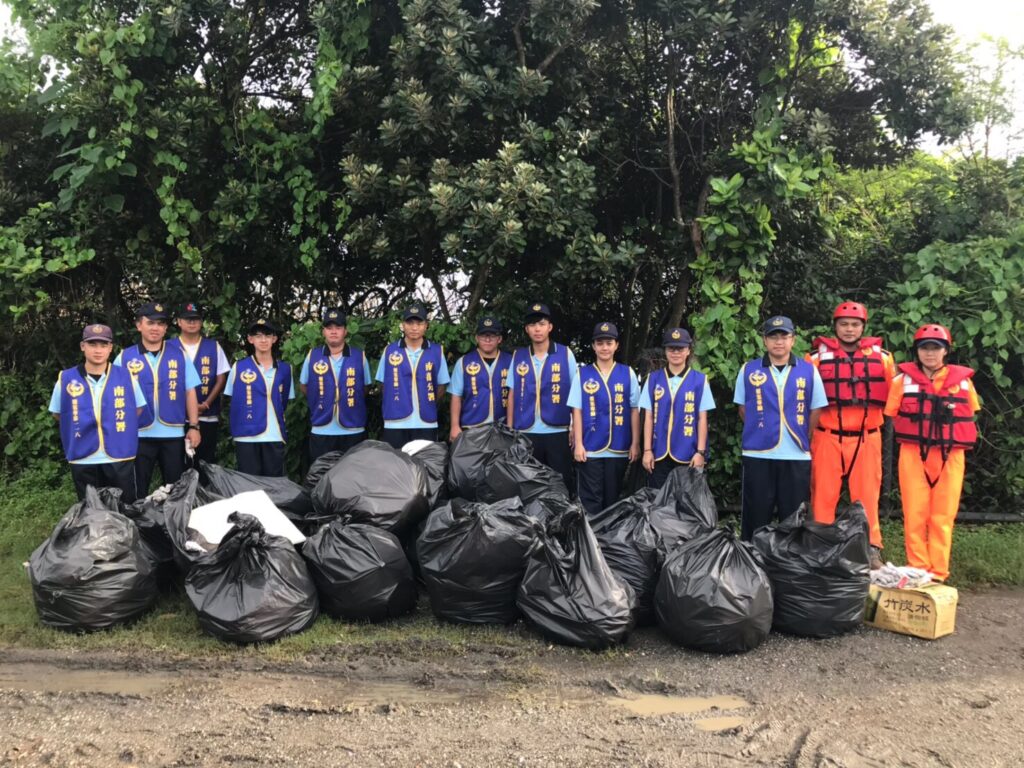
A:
[[1, 588, 1023, 767]]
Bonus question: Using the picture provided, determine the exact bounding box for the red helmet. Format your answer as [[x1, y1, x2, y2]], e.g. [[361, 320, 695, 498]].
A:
[[913, 324, 952, 348], [833, 302, 868, 322]]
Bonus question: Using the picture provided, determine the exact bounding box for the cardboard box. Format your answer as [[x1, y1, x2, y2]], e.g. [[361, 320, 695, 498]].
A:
[[863, 583, 958, 640]]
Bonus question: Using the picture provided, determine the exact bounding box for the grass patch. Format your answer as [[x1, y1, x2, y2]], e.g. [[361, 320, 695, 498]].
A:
[[2, 468, 1022, 657], [879, 518, 1024, 587], [0, 466, 547, 659]]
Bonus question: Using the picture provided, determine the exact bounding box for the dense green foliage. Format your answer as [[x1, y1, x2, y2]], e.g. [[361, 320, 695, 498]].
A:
[[1, 0, 1020, 506]]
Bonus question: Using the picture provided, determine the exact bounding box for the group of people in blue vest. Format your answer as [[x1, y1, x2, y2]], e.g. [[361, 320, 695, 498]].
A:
[[51, 300, 829, 541]]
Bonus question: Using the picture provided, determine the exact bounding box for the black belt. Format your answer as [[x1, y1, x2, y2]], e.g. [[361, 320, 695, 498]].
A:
[[816, 426, 879, 438]]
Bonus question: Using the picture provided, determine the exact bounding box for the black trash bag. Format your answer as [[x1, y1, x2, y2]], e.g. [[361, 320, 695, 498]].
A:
[[311, 440, 429, 535], [120, 491, 176, 576], [479, 440, 570, 504], [522, 493, 577, 524], [405, 441, 450, 509], [655, 528, 774, 653], [446, 423, 528, 500], [185, 513, 319, 644], [403, 516, 429, 586], [199, 461, 314, 520], [649, 466, 719, 551], [418, 498, 536, 624], [752, 503, 871, 638], [589, 489, 663, 624], [516, 502, 636, 649], [29, 486, 158, 632], [302, 519, 417, 621], [303, 451, 346, 492], [153, 470, 214, 574]]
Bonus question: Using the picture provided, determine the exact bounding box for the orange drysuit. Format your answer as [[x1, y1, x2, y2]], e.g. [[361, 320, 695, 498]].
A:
[[884, 366, 980, 580], [807, 341, 895, 548]]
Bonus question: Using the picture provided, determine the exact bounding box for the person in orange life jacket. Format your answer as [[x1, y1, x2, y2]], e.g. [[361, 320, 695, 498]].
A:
[[639, 328, 716, 491], [506, 303, 579, 492], [734, 316, 828, 540], [168, 300, 229, 466], [449, 315, 512, 441], [224, 318, 296, 477], [299, 308, 372, 462], [883, 324, 979, 582], [807, 301, 895, 569], [114, 302, 202, 494], [569, 322, 641, 516], [49, 324, 148, 502], [375, 304, 450, 449]]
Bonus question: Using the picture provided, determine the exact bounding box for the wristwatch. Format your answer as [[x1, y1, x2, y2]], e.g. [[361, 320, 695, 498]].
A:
[[695, 449, 706, 457], [187, 423, 200, 431]]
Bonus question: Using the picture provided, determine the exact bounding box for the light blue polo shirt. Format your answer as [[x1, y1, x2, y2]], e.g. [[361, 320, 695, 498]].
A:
[[374, 344, 451, 429], [733, 362, 827, 460], [300, 350, 373, 435], [49, 371, 148, 465], [505, 347, 579, 434], [225, 362, 296, 443], [638, 373, 717, 412], [113, 348, 201, 439]]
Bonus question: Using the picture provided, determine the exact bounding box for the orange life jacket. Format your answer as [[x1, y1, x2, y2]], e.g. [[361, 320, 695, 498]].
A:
[[811, 336, 890, 409], [892, 363, 977, 451]]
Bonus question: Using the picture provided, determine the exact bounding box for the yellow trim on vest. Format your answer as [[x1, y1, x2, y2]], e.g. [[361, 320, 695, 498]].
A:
[[654, 368, 694, 462], [587, 363, 629, 455]]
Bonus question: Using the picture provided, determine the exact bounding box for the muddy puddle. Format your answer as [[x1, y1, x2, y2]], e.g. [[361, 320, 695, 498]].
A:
[[608, 693, 750, 717], [695, 716, 748, 731], [0, 663, 177, 696], [0, 662, 480, 710]]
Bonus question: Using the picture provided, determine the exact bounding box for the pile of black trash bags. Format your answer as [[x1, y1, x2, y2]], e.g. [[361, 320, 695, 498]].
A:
[[28, 424, 871, 652]]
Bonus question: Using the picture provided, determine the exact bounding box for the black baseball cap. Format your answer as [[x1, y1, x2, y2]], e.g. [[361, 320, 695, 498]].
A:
[[247, 317, 281, 335], [82, 323, 113, 343], [524, 302, 551, 323], [763, 316, 796, 335], [476, 315, 503, 335], [178, 301, 204, 320], [323, 308, 347, 327], [592, 322, 619, 340], [662, 328, 692, 348], [403, 304, 428, 321], [135, 302, 169, 321]]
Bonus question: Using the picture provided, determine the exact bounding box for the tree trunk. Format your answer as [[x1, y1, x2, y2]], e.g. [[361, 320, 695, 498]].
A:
[[464, 258, 492, 319], [636, 263, 663, 354], [620, 262, 642, 363], [666, 178, 709, 328]]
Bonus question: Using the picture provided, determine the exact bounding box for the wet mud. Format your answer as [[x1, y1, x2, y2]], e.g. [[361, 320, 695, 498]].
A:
[[1, 587, 1024, 766]]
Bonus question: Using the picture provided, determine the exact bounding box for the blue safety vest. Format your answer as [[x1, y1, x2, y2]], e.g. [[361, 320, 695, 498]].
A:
[[741, 357, 816, 453], [305, 345, 368, 428], [58, 365, 139, 462], [229, 357, 291, 441], [511, 344, 571, 430], [169, 337, 224, 417], [578, 363, 633, 453], [458, 349, 512, 427], [649, 367, 706, 462], [120, 342, 188, 430], [381, 340, 444, 423]]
